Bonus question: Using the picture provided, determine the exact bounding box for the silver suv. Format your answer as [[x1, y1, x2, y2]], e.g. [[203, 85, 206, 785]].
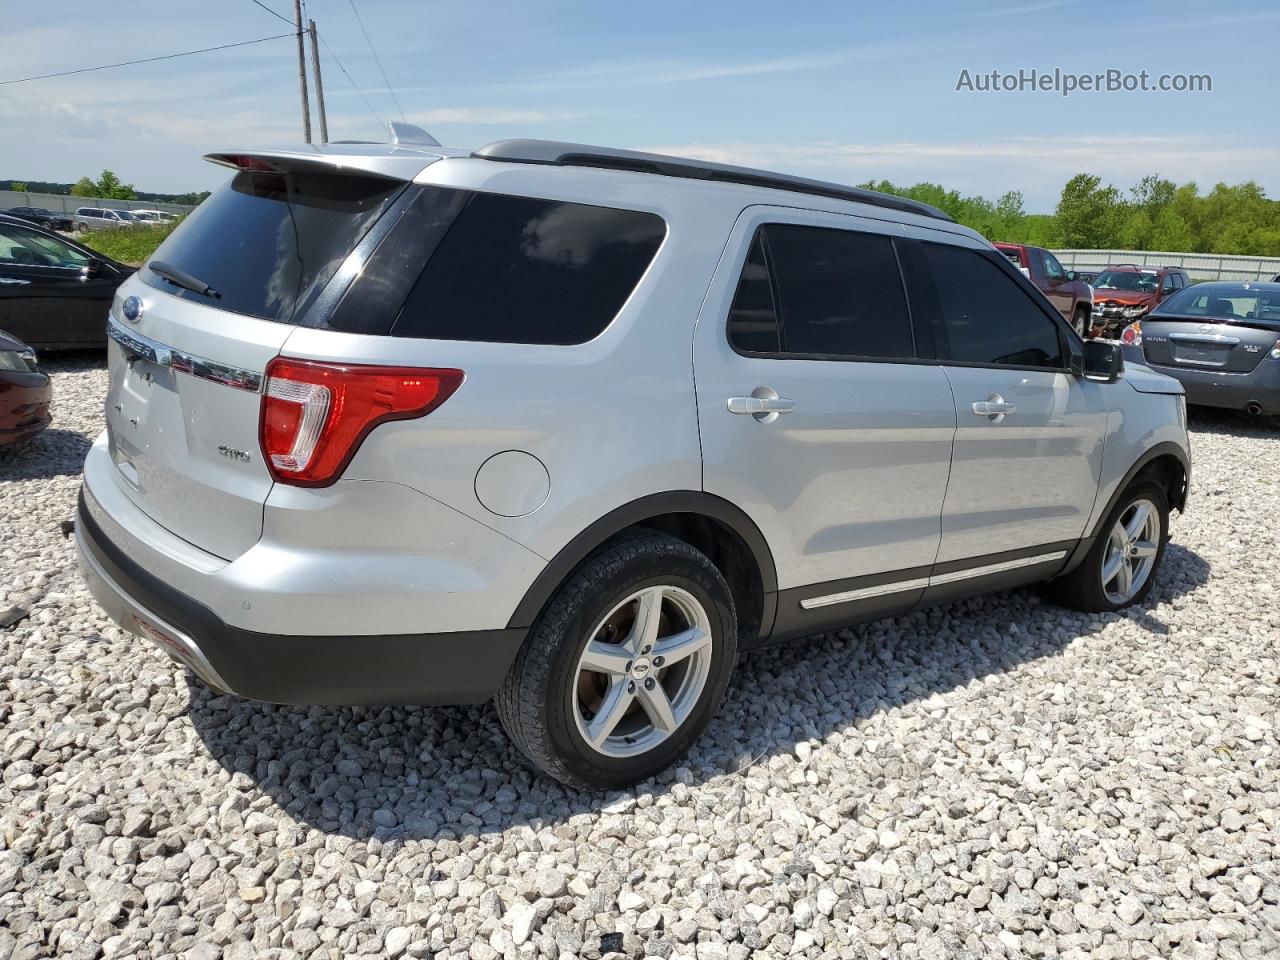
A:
[[76, 127, 1191, 789], [73, 207, 139, 232]]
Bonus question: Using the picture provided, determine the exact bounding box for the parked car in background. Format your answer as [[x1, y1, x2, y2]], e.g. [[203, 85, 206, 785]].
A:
[[5, 206, 74, 232], [1092, 264, 1191, 337], [75, 130, 1190, 789], [994, 242, 1093, 335], [131, 210, 179, 223], [72, 208, 139, 232], [1122, 281, 1280, 415], [0, 213, 135, 348], [0, 329, 51, 446]]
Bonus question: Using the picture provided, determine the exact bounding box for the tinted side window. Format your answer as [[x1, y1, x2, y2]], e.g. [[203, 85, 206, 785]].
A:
[[763, 224, 914, 359], [393, 194, 665, 345], [727, 231, 780, 353], [923, 243, 1064, 369]]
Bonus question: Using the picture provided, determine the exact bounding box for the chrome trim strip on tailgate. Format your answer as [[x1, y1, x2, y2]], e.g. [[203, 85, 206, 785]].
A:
[[1167, 332, 1241, 345], [107, 318, 264, 393], [800, 551, 1068, 610]]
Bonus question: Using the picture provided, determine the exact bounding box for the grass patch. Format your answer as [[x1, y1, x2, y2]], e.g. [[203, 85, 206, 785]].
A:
[[80, 223, 177, 267]]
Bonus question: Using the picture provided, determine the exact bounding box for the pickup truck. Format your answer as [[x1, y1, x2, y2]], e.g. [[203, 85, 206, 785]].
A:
[[995, 242, 1094, 337]]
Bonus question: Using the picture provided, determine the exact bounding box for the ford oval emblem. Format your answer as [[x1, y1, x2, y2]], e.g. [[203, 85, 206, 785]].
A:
[[122, 295, 143, 324]]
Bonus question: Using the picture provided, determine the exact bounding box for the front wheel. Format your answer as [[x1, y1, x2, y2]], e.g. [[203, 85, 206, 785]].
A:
[[496, 532, 737, 790], [1047, 481, 1170, 612], [1072, 306, 1090, 338]]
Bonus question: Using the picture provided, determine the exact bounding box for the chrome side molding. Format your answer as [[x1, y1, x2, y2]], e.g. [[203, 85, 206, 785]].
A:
[[107, 318, 263, 393], [800, 550, 1068, 610]]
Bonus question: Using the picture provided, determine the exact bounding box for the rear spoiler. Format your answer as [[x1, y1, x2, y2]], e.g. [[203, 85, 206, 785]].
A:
[[203, 147, 443, 182]]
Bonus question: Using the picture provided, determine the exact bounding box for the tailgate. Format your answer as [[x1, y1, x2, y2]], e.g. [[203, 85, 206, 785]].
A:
[[106, 297, 290, 559], [1143, 320, 1274, 374], [100, 154, 418, 559]]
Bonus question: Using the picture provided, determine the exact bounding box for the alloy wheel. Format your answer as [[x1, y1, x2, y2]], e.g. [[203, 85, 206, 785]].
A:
[[1101, 498, 1161, 604], [571, 585, 713, 758]]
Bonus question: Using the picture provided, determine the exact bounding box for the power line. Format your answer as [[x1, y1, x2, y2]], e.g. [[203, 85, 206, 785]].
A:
[[345, 0, 405, 122], [246, 0, 293, 26], [317, 32, 385, 130], [0, 33, 295, 86]]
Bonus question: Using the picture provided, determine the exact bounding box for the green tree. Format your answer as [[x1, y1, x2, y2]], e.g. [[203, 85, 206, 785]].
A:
[[10, 182, 28, 193], [71, 176, 99, 197], [1055, 174, 1122, 248], [92, 170, 137, 201]]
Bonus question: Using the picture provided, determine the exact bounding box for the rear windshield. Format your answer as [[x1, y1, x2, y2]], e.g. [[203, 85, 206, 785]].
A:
[[1155, 285, 1280, 323], [141, 170, 404, 323]]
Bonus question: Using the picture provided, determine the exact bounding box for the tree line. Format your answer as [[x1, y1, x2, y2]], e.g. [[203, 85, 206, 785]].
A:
[[0, 172, 210, 207], [861, 174, 1280, 257]]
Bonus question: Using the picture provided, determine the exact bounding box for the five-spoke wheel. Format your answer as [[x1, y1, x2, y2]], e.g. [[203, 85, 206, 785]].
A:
[[497, 533, 736, 790], [572, 585, 713, 758], [1101, 498, 1161, 605]]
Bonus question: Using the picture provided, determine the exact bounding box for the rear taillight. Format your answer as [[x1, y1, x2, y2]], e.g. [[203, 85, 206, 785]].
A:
[[1120, 321, 1143, 347], [260, 358, 463, 487]]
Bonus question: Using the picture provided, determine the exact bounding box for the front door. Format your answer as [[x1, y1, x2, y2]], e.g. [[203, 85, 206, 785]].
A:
[[912, 238, 1108, 571], [1039, 249, 1074, 320], [0, 223, 114, 347], [695, 208, 957, 637]]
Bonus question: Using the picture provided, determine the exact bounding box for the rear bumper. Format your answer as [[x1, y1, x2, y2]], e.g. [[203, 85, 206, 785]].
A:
[[1134, 354, 1280, 414], [76, 492, 526, 705]]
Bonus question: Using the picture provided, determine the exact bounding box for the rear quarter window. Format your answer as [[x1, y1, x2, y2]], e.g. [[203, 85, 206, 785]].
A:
[[390, 193, 666, 345]]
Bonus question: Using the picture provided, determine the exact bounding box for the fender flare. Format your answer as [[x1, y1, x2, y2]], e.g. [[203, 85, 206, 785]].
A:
[[1061, 440, 1190, 576], [506, 491, 778, 630]]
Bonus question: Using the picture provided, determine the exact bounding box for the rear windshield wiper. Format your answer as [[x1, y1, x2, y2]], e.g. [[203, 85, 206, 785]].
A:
[[149, 260, 221, 300]]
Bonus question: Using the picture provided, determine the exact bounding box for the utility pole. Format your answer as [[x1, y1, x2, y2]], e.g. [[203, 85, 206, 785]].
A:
[[293, 0, 312, 143], [308, 19, 328, 144]]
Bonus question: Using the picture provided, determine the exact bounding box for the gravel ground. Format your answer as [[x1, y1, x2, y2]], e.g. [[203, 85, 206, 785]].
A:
[[2, 355, 1278, 960]]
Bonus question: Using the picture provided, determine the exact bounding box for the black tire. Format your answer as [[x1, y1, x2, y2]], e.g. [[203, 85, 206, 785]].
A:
[[1047, 480, 1170, 613], [75, 222, 89, 234], [38, 220, 52, 231], [496, 532, 737, 790], [1072, 306, 1090, 338]]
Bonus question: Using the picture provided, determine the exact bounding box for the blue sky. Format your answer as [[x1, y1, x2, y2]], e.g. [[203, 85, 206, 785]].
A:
[[2, 0, 1277, 210]]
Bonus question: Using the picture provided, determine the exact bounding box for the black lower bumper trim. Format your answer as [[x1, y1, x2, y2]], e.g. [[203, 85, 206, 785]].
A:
[[77, 491, 526, 706]]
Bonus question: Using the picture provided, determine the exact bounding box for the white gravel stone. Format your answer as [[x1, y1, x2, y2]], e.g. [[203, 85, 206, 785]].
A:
[[2, 359, 1278, 959]]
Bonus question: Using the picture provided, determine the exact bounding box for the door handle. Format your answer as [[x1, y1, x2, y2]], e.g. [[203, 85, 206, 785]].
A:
[[972, 394, 1016, 421], [727, 396, 796, 416]]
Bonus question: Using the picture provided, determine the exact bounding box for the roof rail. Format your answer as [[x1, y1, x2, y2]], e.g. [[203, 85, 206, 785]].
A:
[[472, 139, 954, 222]]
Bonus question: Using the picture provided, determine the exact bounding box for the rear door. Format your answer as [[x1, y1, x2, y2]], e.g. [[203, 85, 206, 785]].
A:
[[695, 208, 957, 629], [912, 236, 1108, 565], [102, 161, 413, 559]]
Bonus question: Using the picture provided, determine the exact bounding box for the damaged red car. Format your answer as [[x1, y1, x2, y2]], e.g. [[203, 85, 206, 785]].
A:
[[0, 329, 51, 446]]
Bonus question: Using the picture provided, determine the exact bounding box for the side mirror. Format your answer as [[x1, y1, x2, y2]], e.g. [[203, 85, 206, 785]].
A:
[[1065, 270, 1077, 282], [79, 259, 103, 280], [1082, 339, 1123, 382]]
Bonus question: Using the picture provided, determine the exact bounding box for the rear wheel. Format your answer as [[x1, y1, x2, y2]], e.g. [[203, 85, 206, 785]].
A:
[[496, 532, 737, 790], [75, 222, 89, 234], [1047, 481, 1169, 612]]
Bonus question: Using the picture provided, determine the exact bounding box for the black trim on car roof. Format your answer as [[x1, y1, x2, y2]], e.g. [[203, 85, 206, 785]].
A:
[[472, 139, 955, 223]]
